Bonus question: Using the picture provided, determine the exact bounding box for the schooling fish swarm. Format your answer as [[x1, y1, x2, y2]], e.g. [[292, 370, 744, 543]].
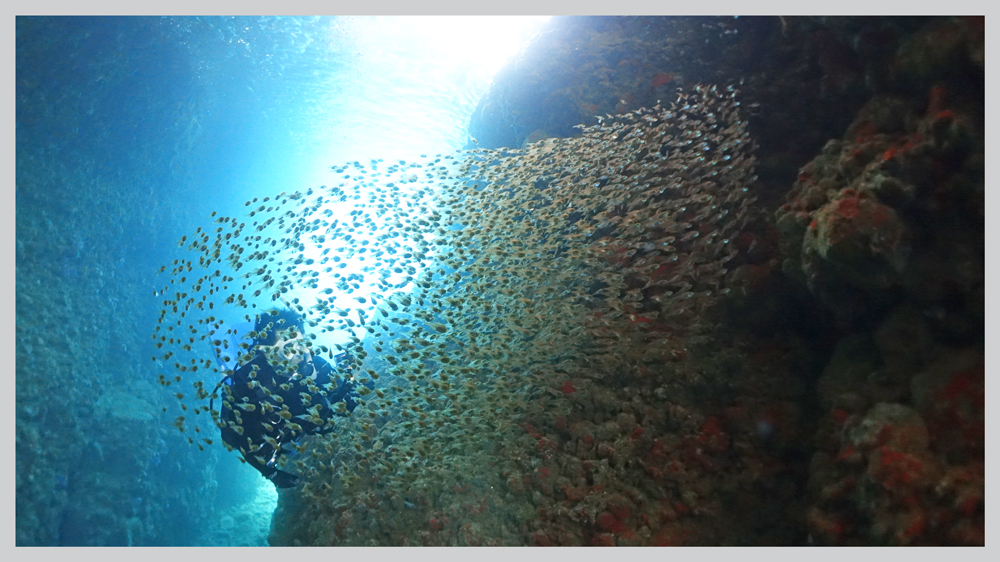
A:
[[151, 84, 756, 521]]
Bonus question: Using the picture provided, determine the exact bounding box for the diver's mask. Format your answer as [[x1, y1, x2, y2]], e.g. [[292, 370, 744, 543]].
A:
[[265, 333, 313, 367]]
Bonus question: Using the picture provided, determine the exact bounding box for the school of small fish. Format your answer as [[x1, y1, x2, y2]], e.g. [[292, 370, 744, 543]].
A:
[[152, 84, 757, 501]]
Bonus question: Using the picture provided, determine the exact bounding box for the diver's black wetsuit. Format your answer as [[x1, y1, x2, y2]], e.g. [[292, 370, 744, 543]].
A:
[[218, 352, 362, 488]]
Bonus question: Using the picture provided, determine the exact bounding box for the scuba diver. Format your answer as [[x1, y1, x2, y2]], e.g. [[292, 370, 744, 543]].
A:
[[209, 308, 366, 488]]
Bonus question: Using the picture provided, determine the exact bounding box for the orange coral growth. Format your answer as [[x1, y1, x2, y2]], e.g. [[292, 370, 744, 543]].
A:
[[651, 72, 675, 88], [927, 85, 947, 116], [835, 196, 862, 219], [870, 446, 924, 489]]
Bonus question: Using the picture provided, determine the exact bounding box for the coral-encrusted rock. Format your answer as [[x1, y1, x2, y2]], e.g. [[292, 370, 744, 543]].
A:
[[874, 305, 933, 376], [842, 96, 916, 140], [505, 471, 526, 496], [771, 86, 985, 327], [802, 188, 910, 294], [900, 227, 983, 343], [869, 304, 934, 401], [910, 348, 983, 464], [808, 402, 943, 545], [594, 421, 621, 443], [852, 404, 940, 545], [816, 333, 881, 408], [894, 18, 983, 87], [847, 403, 928, 454]]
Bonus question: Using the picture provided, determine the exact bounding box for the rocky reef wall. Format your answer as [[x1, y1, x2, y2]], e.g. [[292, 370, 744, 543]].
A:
[[267, 15, 983, 546]]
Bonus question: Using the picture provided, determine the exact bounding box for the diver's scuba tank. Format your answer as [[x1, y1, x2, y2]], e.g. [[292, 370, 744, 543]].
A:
[[207, 320, 255, 412]]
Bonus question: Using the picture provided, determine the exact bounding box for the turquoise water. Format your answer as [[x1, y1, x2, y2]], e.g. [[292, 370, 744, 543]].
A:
[[15, 15, 546, 546]]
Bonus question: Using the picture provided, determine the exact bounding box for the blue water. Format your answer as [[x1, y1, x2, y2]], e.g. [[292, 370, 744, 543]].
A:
[[15, 15, 546, 546]]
